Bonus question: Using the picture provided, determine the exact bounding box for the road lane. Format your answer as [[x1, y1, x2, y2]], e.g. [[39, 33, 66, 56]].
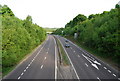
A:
[[3, 35, 57, 79], [56, 35, 120, 80]]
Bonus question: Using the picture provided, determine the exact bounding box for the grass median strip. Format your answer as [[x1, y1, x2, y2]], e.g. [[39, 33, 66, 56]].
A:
[[54, 37, 69, 66]]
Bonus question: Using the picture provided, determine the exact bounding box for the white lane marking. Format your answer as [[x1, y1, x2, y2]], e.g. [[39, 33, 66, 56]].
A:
[[104, 67, 107, 69], [24, 69, 26, 72], [32, 59, 34, 62], [28, 64, 31, 67], [30, 60, 33, 64], [78, 55, 80, 57], [53, 37, 57, 80], [48, 48, 49, 51], [113, 74, 116, 77], [17, 36, 48, 79], [33, 56, 36, 59], [44, 57, 46, 60], [26, 66, 29, 69], [68, 39, 103, 65], [85, 63, 88, 67], [21, 73, 24, 76], [93, 60, 101, 65], [74, 51, 75, 52], [108, 70, 111, 73], [58, 38, 80, 80], [118, 78, 120, 80], [86, 56, 101, 65], [82, 54, 99, 70], [41, 65, 43, 69], [97, 77, 101, 81], [18, 77, 21, 79], [47, 52, 48, 54]]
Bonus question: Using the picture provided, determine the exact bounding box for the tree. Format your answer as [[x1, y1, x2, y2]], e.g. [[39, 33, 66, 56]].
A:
[[1, 5, 14, 16], [115, 4, 120, 8]]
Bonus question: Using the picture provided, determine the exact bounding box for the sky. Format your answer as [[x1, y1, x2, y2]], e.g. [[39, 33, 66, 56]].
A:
[[0, 0, 119, 28]]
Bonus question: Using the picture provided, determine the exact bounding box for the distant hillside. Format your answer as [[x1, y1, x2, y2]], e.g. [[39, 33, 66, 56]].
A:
[[44, 28, 57, 32]]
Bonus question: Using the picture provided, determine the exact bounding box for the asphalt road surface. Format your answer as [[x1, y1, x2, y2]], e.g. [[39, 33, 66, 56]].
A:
[[2, 35, 120, 81], [3, 35, 57, 80], [55, 35, 120, 81]]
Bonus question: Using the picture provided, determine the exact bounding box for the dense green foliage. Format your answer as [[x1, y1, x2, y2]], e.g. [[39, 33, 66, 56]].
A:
[[53, 6, 120, 63], [1, 5, 46, 73]]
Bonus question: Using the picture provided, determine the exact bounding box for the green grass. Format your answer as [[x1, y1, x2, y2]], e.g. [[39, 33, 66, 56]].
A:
[[65, 36, 120, 71], [55, 37, 69, 66], [44, 28, 57, 32], [2, 65, 16, 77]]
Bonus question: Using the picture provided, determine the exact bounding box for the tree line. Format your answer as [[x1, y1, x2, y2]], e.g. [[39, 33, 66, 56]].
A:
[[1, 5, 46, 74], [53, 4, 120, 64]]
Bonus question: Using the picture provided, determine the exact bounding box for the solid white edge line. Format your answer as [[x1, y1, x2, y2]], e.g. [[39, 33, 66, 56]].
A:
[[57, 37, 80, 80], [53, 37, 57, 80]]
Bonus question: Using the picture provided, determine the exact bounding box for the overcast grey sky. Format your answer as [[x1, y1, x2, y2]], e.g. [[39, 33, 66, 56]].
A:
[[0, 0, 119, 28]]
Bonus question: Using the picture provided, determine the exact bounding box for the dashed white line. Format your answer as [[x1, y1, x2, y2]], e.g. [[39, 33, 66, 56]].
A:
[[41, 65, 43, 69], [118, 78, 120, 80], [78, 55, 80, 57], [108, 70, 111, 73], [26, 66, 29, 69], [85, 63, 88, 67], [24, 69, 26, 72], [33, 56, 36, 59], [28, 64, 31, 67], [17, 37, 47, 79], [44, 57, 46, 60], [113, 74, 116, 77], [74, 51, 75, 52], [104, 67, 107, 69], [18, 76, 21, 79], [21, 73, 24, 76], [48, 48, 49, 51], [47, 52, 48, 54], [97, 77, 101, 81], [32, 59, 34, 62]]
